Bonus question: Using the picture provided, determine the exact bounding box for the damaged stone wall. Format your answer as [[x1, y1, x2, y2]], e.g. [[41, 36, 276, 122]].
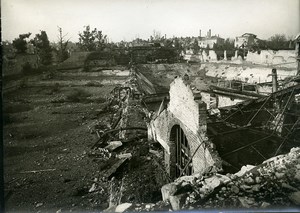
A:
[[201, 91, 244, 109], [148, 77, 221, 178], [214, 95, 244, 108], [204, 63, 298, 84], [246, 50, 297, 68], [183, 50, 218, 62]]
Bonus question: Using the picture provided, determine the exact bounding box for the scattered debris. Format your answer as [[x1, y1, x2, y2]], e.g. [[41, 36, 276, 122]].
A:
[[105, 141, 123, 151], [104, 157, 130, 178], [157, 147, 300, 210], [19, 169, 56, 174], [88, 148, 111, 159], [289, 191, 300, 205], [35, 203, 43, 208], [89, 183, 97, 193], [115, 203, 132, 213], [117, 153, 132, 159]]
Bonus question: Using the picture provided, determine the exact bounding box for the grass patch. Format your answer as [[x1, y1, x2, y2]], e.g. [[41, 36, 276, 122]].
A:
[[3, 114, 13, 125], [50, 83, 61, 94], [85, 81, 104, 87], [66, 88, 91, 102], [88, 96, 107, 103]]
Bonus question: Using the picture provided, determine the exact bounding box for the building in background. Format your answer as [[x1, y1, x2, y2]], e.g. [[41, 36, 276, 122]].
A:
[[235, 33, 257, 48], [198, 29, 225, 49]]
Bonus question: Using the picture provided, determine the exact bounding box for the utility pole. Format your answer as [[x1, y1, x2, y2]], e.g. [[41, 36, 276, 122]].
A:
[[295, 35, 300, 75], [272, 68, 278, 93]]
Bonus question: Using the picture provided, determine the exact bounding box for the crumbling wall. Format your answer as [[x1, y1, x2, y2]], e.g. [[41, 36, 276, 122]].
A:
[[148, 78, 221, 177], [208, 50, 218, 61], [200, 92, 213, 109], [200, 91, 244, 109], [257, 84, 273, 95], [204, 63, 297, 83], [169, 78, 202, 133], [217, 96, 244, 108], [246, 50, 297, 68], [183, 50, 217, 62]]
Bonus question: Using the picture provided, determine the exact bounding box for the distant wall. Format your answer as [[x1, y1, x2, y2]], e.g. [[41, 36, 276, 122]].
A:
[[184, 49, 297, 68], [257, 84, 273, 95], [183, 50, 217, 62], [217, 96, 244, 108], [201, 91, 244, 109], [246, 50, 297, 68], [204, 63, 297, 84]]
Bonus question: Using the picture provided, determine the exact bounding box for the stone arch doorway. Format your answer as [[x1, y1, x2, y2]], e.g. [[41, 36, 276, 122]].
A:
[[169, 125, 193, 178]]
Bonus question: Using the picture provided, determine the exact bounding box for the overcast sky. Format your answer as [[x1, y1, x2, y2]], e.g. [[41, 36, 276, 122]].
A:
[[2, 0, 300, 43]]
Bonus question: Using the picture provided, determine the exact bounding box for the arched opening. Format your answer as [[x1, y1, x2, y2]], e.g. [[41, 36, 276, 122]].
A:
[[170, 125, 193, 178]]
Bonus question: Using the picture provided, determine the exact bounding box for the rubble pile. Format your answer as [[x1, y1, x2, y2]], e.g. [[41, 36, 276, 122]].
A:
[[113, 147, 299, 212], [168, 147, 300, 210], [81, 71, 171, 211]]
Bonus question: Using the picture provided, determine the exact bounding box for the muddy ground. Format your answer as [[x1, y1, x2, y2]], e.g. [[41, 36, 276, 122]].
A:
[[3, 84, 111, 212], [3, 69, 166, 212]]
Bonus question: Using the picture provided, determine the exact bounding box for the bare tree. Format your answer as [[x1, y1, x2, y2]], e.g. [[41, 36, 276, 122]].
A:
[[151, 30, 162, 42], [57, 26, 70, 62]]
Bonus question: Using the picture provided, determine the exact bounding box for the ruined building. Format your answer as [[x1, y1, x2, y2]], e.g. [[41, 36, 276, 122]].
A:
[[146, 73, 300, 180], [147, 77, 222, 179]]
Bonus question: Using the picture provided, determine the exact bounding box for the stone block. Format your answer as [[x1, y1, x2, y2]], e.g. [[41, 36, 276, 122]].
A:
[[115, 203, 132, 213], [175, 175, 196, 184], [289, 191, 300, 205], [105, 141, 122, 151], [169, 193, 188, 211], [161, 183, 178, 201]]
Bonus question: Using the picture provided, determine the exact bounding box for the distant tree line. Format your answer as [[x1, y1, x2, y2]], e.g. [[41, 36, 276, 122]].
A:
[[12, 31, 52, 65], [6, 27, 297, 68], [250, 34, 295, 52]]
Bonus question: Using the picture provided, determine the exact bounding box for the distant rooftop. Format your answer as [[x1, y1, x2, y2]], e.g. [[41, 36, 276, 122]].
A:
[[241, 33, 257, 38]]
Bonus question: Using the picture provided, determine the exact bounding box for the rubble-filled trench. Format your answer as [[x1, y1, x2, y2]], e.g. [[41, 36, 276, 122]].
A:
[[89, 73, 172, 208]]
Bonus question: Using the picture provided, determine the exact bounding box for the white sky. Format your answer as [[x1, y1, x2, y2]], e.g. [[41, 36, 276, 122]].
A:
[[2, 0, 300, 43]]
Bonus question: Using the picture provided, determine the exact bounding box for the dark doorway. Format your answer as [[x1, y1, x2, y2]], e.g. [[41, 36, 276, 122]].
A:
[[170, 125, 193, 178]]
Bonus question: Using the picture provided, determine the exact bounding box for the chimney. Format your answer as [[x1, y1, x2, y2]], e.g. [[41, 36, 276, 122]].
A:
[[272, 68, 278, 93], [208, 29, 211, 38], [199, 29, 201, 37]]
